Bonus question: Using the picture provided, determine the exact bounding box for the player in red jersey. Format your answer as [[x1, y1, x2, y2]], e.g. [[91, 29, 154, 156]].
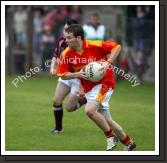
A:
[[57, 24, 136, 151]]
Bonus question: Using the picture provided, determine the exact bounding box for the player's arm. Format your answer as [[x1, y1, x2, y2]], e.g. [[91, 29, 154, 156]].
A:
[[57, 50, 88, 80], [87, 40, 121, 64], [50, 57, 58, 75], [50, 37, 66, 76], [61, 70, 88, 80], [107, 44, 121, 63], [99, 41, 121, 70]]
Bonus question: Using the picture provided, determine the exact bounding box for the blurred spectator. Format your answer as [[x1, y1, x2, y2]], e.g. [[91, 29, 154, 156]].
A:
[[57, 6, 68, 21], [44, 6, 59, 36], [32, 5, 50, 13], [40, 25, 55, 71], [56, 6, 69, 37], [83, 13, 106, 40], [69, 5, 82, 23], [131, 5, 149, 80], [14, 5, 28, 49], [33, 8, 44, 58], [145, 5, 155, 56], [44, 6, 69, 39], [145, 5, 155, 20]]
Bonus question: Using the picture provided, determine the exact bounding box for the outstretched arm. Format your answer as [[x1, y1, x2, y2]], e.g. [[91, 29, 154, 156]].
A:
[[61, 69, 88, 80], [107, 45, 121, 64], [99, 44, 121, 72], [50, 57, 58, 75]]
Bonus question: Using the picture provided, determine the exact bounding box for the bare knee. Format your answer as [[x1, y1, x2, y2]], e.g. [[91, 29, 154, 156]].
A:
[[85, 108, 95, 117], [65, 105, 74, 112], [65, 103, 76, 112], [65, 94, 79, 112], [53, 96, 63, 106]]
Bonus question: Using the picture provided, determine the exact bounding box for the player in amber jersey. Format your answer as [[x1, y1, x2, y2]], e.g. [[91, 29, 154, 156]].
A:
[[57, 24, 136, 151]]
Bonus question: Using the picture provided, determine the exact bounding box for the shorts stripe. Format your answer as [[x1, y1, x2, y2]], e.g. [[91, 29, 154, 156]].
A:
[[96, 84, 110, 104]]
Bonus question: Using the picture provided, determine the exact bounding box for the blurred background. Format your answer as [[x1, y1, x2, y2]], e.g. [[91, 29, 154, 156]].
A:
[[5, 5, 155, 83]]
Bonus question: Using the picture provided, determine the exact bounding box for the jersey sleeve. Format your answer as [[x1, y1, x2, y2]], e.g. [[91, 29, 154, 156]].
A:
[[87, 40, 120, 53], [57, 48, 73, 76], [86, 40, 121, 57], [101, 40, 120, 53]]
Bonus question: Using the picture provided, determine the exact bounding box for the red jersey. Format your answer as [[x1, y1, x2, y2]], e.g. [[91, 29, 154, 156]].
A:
[[57, 40, 120, 93]]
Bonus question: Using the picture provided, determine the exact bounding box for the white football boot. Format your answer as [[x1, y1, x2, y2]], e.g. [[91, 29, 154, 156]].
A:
[[106, 136, 118, 151]]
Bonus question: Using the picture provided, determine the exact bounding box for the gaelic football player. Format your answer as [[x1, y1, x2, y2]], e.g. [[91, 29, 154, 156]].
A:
[[57, 24, 136, 151], [50, 20, 87, 133]]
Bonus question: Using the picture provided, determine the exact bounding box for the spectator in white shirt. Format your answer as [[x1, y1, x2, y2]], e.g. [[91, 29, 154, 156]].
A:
[[83, 13, 106, 40], [33, 8, 44, 57], [14, 6, 28, 49]]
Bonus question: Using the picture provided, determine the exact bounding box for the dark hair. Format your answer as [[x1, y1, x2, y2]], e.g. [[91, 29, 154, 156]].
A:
[[65, 24, 84, 40], [91, 12, 100, 18], [66, 19, 79, 26], [34, 8, 44, 15]]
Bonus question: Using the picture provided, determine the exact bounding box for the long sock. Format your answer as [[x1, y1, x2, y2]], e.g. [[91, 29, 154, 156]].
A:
[[53, 104, 63, 131], [104, 128, 115, 138], [120, 134, 133, 145]]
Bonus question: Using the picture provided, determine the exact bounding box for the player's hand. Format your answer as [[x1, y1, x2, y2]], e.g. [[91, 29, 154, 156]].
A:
[[98, 61, 109, 74], [50, 67, 57, 76], [76, 68, 88, 80]]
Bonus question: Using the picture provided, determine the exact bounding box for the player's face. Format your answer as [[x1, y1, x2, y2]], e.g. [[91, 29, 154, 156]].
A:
[[64, 32, 80, 49], [91, 16, 99, 26]]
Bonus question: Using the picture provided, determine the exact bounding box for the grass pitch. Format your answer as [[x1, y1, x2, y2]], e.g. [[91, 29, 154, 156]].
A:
[[5, 75, 155, 151]]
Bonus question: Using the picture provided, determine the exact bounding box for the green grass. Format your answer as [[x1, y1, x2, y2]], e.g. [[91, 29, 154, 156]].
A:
[[5, 75, 155, 151]]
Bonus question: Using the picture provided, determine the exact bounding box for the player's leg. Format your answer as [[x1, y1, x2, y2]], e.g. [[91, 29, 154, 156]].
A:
[[65, 93, 79, 112], [100, 109, 136, 151], [98, 109, 124, 138], [85, 103, 111, 131], [84, 84, 116, 151], [65, 79, 87, 112], [52, 78, 70, 133], [98, 88, 136, 151]]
